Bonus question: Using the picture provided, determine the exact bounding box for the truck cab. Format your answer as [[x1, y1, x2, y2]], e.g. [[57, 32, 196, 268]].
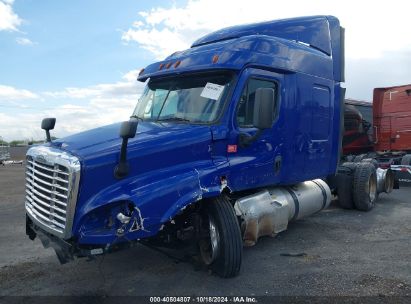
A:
[[343, 99, 373, 155], [26, 16, 344, 277]]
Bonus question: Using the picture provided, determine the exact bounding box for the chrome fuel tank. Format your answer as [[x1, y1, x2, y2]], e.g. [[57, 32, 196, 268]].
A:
[[234, 179, 331, 246]]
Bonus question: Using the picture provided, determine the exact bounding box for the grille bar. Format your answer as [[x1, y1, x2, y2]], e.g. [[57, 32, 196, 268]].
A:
[[25, 177, 68, 200], [26, 171, 69, 191], [26, 195, 66, 222], [25, 147, 80, 238], [26, 199, 66, 225], [26, 182, 67, 207], [25, 188, 67, 212], [25, 202, 66, 230], [27, 160, 69, 176], [26, 165, 69, 184]]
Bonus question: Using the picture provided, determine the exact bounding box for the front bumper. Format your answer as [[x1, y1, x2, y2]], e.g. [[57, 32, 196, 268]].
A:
[[26, 215, 137, 264], [26, 215, 78, 263]]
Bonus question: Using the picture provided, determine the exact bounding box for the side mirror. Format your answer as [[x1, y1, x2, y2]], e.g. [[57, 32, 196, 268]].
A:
[[41, 118, 56, 142], [119, 119, 138, 139], [114, 119, 138, 179], [253, 88, 275, 129]]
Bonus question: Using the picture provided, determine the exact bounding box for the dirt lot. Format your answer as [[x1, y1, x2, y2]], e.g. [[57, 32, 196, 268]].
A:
[[0, 165, 410, 297]]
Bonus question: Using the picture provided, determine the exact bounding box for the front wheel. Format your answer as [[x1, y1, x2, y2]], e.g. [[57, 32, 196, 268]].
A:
[[199, 196, 242, 278]]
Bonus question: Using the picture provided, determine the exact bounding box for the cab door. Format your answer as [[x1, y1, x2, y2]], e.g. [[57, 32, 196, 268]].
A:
[[227, 68, 284, 191]]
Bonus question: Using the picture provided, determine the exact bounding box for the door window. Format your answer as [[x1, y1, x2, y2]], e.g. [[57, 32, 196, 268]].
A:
[[236, 78, 278, 128]]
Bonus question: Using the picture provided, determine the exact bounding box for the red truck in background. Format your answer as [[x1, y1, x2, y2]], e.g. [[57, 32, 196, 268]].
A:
[[373, 84, 411, 153], [343, 99, 373, 155], [343, 84, 411, 184]]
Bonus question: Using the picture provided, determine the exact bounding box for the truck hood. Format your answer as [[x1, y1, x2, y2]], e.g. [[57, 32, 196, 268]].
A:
[[52, 122, 213, 163]]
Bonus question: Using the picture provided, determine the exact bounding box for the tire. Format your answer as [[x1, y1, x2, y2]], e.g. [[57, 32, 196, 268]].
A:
[[353, 162, 378, 211], [199, 196, 242, 278], [340, 162, 358, 171], [401, 154, 411, 165], [361, 158, 379, 169], [336, 162, 357, 209], [346, 155, 354, 162], [365, 152, 376, 159], [336, 173, 354, 209], [353, 154, 366, 162]]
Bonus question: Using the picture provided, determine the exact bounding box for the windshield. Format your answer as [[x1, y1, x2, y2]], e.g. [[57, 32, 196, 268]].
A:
[[132, 73, 232, 123]]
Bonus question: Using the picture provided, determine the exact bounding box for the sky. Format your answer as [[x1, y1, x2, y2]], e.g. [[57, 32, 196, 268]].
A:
[[0, 0, 410, 141]]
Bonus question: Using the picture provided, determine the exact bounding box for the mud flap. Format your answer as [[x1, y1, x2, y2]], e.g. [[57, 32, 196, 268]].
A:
[[26, 215, 37, 241], [391, 165, 410, 188], [394, 175, 400, 189]]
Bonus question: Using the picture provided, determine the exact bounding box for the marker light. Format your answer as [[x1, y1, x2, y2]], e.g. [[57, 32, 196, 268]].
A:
[[174, 60, 181, 68], [212, 55, 219, 63]]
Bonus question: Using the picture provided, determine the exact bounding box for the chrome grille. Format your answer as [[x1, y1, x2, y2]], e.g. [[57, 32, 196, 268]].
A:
[[25, 146, 80, 239]]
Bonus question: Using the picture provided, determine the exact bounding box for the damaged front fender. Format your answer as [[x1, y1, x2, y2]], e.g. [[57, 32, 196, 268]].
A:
[[72, 164, 229, 245]]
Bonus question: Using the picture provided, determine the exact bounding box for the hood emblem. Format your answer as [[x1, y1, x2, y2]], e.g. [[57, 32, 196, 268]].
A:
[[35, 154, 49, 164]]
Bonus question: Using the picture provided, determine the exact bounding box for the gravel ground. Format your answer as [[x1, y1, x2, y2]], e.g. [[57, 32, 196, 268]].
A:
[[0, 165, 410, 297]]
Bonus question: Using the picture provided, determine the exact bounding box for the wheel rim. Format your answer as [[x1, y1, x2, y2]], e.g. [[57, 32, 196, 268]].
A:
[[368, 173, 377, 202], [199, 215, 220, 265], [384, 170, 394, 193]]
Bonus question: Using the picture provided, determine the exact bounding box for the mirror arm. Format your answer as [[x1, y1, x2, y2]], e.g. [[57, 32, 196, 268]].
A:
[[114, 119, 138, 179], [45, 130, 51, 143], [119, 137, 129, 165], [114, 138, 130, 179], [239, 129, 263, 148]]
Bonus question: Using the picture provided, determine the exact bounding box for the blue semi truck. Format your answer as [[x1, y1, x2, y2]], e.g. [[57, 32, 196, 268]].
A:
[[25, 16, 394, 277]]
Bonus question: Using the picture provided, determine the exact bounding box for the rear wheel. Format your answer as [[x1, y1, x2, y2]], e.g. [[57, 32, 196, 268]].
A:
[[336, 162, 357, 209], [345, 155, 354, 162], [365, 152, 376, 159], [336, 174, 354, 209], [353, 154, 366, 162], [361, 158, 378, 168], [401, 154, 411, 165], [353, 162, 377, 211], [199, 196, 242, 278]]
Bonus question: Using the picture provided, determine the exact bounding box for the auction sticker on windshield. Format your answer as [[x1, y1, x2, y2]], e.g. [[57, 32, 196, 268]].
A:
[[200, 82, 225, 100]]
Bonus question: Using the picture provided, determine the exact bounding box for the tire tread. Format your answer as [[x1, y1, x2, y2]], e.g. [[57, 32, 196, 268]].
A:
[[207, 196, 242, 278], [353, 162, 377, 211]]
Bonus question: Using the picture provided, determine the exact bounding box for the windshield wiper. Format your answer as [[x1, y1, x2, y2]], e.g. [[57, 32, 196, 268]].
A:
[[129, 115, 144, 121], [157, 117, 191, 122]]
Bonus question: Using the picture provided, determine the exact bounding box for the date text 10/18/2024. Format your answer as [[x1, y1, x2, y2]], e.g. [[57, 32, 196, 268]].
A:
[[149, 296, 258, 303]]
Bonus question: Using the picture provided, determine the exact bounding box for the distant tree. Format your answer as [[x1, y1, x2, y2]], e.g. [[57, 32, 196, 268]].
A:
[[28, 140, 44, 145], [7, 136, 59, 146], [9, 140, 24, 146]]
